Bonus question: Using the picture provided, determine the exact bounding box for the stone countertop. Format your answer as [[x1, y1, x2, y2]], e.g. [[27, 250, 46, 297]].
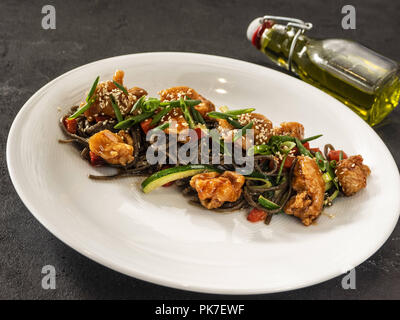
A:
[[1, 0, 399, 299]]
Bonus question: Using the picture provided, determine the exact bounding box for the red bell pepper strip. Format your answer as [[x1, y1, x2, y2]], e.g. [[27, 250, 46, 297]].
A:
[[283, 155, 296, 169], [162, 181, 175, 187], [140, 118, 155, 134], [328, 150, 348, 161]]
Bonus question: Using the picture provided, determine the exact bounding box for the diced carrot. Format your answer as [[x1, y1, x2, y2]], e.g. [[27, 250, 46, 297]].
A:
[[247, 208, 267, 222], [89, 151, 104, 166], [63, 118, 77, 134], [140, 118, 154, 134], [328, 150, 348, 161]]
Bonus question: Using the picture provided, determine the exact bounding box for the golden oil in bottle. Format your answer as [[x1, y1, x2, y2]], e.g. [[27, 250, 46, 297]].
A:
[[247, 17, 400, 126]]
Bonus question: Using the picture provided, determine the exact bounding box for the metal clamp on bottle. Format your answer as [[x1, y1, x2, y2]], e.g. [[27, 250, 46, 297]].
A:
[[260, 16, 313, 72]]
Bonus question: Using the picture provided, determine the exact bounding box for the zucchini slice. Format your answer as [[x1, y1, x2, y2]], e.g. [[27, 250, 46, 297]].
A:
[[258, 195, 280, 210], [141, 164, 221, 193]]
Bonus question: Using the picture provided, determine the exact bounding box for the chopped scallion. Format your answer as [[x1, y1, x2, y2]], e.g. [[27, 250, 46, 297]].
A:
[[233, 121, 253, 142], [109, 94, 123, 122], [114, 111, 154, 130], [86, 76, 99, 102], [112, 80, 129, 95], [68, 95, 97, 120]]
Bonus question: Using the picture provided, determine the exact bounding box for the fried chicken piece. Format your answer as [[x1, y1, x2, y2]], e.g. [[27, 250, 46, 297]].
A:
[[84, 70, 147, 120], [128, 86, 147, 99], [216, 118, 236, 142], [238, 113, 273, 145], [336, 155, 370, 196], [88, 129, 134, 166], [158, 86, 215, 118], [156, 86, 214, 138], [113, 69, 124, 85], [156, 106, 190, 136], [284, 156, 325, 226], [190, 171, 245, 209], [117, 130, 134, 146], [217, 112, 273, 148], [273, 122, 304, 140]]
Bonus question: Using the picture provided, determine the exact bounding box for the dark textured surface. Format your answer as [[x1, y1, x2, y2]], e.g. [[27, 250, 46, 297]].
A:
[[1, 0, 399, 300]]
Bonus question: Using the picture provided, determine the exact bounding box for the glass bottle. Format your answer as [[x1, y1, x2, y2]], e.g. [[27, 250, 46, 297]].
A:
[[247, 16, 400, 126]]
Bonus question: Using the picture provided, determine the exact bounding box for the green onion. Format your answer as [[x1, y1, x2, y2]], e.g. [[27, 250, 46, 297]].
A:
[[151, 105, 173, 126], [251, 144, 272, 155], [258, 195, 280, 210], [179, 97, 195, 129], [246, 146, 255, 156], [226, 117, 243, 129], [326, 189, 339, 204], [225, 108, 255, 116], [269, 135, 295, 146], [339, 151, 344, 161], [159, 100, 180, 107], [112, 80, 129, 95], [315, 152, 327, 171], [325, 180, 333, 191], [245, 176, 272, 189], [114, 111, 154, 130], [159, 99, 201, 108], [184, 99, 201, 107], [207, 111, 243, 128], [68, 95, 97, 120], [109, 94, 123, 122], [207, 111, 239, 120], [295, 137, 313, 157], [301, 134, 323, 143], [322, 172, 332, 183], [151, 122, 170, 132], [267, 134, 322, 145], [280, 141, 296, 153], [209, 129, 230, 156], [142, 98, 161, 112], [233, 121, 253, 142], [190, 105, 206, 124], [130, 95, 146, 114], [276, 153, 287, 183], [244, 171, 268, 179], [86, 76, 99, 102], [190, 105, 200, 123], [327, 162, 339, 189]]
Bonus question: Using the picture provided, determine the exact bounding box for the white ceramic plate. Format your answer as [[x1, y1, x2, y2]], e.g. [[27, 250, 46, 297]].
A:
[[7, 52, 400, 294]]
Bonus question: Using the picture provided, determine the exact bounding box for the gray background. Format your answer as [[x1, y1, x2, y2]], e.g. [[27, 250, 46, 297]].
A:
[[1, 0, 399, 299]]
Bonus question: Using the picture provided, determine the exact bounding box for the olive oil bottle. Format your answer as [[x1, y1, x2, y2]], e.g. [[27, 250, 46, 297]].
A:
[[247, 16, 400, 126]]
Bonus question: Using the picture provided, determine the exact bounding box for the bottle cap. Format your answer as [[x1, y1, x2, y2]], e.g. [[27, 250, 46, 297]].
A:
[[246, 17, 263, 42]]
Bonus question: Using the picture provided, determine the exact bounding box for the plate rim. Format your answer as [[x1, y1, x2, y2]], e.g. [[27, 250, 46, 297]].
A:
[[6, 52, 400, 294]]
